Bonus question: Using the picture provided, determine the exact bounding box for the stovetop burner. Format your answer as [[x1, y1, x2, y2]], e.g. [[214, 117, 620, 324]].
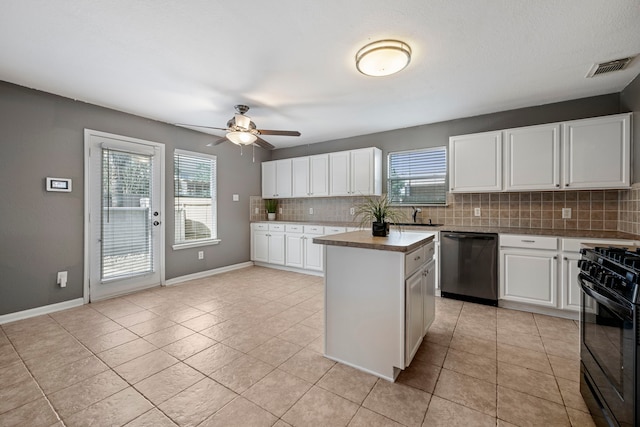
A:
[[580, 246, 640, 304]]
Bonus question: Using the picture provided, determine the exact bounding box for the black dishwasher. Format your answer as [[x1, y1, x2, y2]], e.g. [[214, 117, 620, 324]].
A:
[[440, 232, 498, 306]]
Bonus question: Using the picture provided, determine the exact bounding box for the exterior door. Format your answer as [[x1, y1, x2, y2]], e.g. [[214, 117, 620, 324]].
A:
[[85, 130, 165, 302]]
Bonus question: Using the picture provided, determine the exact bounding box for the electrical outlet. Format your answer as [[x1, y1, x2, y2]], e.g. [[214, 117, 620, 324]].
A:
[[350, 207, 355, 216], [562, 208, 572, 219], [198, 251, 204, 260], [474, 207, 481, 217], [57, 271, 67, 288], [309, 207, 313, 215], [254, 207, 259, 214], [279, 207, 283, 214], [232, 194, 239, 202]]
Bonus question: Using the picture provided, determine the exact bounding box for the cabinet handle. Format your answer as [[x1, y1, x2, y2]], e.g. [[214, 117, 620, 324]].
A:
[[414, 256, 421, 261], [521, 239, 535, 243], [565, 184, 569, 187], [564, 257, 568, 260], [555, 184, 560, 188], [553, 256, 558, 260]]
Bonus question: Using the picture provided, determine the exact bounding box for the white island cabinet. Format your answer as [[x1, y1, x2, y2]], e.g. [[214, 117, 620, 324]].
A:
[[313, 230, 435, 381]]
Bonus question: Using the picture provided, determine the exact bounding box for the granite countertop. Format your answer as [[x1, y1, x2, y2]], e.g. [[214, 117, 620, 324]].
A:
[[312, 230, 435, 253]]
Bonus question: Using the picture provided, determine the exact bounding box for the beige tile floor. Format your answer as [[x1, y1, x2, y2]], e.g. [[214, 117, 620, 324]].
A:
[[0, 266, 595, 426]]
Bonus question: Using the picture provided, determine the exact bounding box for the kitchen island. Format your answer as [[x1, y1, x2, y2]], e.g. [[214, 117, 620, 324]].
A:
[[313, 230, 436, 381]]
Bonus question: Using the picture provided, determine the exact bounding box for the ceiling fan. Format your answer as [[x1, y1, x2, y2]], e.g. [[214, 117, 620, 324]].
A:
[[177, 105, 301, 150]]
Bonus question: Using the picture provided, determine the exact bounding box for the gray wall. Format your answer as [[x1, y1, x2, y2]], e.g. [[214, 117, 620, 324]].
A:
[[621, 73, 640, 181], [0, 81, 268, 316], [272, 94, 622, 184]]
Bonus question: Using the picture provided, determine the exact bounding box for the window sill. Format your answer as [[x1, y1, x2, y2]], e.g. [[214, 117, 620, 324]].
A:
[[172, 239, 221, 250]]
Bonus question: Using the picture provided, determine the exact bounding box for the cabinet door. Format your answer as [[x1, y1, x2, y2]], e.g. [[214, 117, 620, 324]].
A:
[[268, 232, 286, 265], [504, 123, 560, 191], [304, 236, 323, 271], [285, 234, 304, 268], [351, 148, 374, 196], [501, 249, 557, 307], [449, 131, 502, 192], [561, 253, 596, 312], [405, 270, 424, 366], [423, 259, 436, 335], [292, 157, 310, 197], [261, 161, 277, 198], [252, 230, 270, 263], [309, 154, 329, 197], [275, 159, 292, 198], [562, 113, 631, 189], [329, 151, 351, 196]]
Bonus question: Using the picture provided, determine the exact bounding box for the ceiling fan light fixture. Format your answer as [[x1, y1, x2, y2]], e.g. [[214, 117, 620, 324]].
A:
[[227, 131, 257, 145], [356, 39, 411, 77]]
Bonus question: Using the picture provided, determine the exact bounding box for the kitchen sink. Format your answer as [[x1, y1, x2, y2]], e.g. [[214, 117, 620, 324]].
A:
[[392, 222, 443, 227]]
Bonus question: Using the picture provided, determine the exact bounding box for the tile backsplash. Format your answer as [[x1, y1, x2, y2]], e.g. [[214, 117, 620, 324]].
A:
[[251, 189, 629, 232]]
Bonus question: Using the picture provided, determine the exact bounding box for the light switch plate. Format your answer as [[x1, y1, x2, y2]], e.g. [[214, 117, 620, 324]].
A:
[[474, 208, 481, 217], [562, 208, 572, 219], [232, 194, 239, 201], [309, 208, 314, 215]]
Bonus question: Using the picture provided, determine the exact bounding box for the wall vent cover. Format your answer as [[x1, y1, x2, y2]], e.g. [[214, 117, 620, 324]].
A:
[[586, 56, 635, 77]]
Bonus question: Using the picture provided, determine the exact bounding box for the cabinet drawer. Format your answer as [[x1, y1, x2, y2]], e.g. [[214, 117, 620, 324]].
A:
[[304, 225, 324, 235], [424, 242, 435, 259], [324, 226, 346, 235], [252, 223, 268, 231], [269, 223, 285, 232], [405, 247, 424, 277], [500, 234, 557, 250], [561, 238, 637, 252], [285, 224, 303, 233]]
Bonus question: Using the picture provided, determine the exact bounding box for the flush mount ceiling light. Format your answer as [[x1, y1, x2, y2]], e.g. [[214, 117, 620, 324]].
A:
[[355, 39, 412, 77], [226, 130, 257, 145]]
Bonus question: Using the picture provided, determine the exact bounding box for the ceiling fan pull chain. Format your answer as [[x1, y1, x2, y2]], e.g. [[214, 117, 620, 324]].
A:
[[252, 144, 255, 163]]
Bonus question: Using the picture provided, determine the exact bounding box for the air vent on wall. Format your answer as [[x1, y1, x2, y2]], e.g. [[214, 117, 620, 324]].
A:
[[586, 56, 635, 77]]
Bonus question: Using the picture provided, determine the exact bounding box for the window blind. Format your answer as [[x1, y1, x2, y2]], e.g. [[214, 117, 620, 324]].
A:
[[174, 150, 217, 244], [387, 147, 447, 205], [101, 148, 153, 281]]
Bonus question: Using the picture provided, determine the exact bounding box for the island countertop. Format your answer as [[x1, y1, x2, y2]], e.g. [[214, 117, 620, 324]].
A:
[[313, 230, 435, 253]]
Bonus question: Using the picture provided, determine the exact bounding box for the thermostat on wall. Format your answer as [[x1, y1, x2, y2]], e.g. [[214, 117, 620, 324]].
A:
[[46, 177, 72, 192]]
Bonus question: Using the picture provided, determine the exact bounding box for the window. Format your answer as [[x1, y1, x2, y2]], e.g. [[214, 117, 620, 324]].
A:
[[387, 147, 447, 205], [174, 149, 218, 248]]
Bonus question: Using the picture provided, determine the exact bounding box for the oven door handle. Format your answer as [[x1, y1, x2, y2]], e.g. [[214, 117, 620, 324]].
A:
[[579, 275, 633, 319]]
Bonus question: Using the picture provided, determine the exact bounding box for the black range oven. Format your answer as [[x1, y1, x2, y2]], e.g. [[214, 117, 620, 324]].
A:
[[579, 247, 640, 427]]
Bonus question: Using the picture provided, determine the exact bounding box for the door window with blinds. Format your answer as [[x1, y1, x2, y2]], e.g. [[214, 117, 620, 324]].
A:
[[101, 148, 154, 280], [387, 147, 447, 205], [174, 149, 218, 248]]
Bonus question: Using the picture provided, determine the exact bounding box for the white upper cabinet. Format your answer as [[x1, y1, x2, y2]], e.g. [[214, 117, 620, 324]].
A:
[[449, 113, 632, 193], [329, 151, 351, 196], [292, 157, 310, 197], [292, 154, 330, 198], [504, 123, 561, 191], [562, 113, 631, 190], [329, 147, 382, 196], [262, 159, 292, 198], [449, 131, 502, 192], [310, 154, 330, 197]]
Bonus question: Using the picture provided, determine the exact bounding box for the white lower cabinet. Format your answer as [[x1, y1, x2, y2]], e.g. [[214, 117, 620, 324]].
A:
[[500, 234, 638, 314], [501, 249, 558, 307], [252, 223, 285, 265], [404, 242, 436, 367]]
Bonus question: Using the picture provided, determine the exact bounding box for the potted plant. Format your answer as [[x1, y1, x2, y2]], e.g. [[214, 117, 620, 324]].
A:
[[354, 194, 406, 236], [265, 199, 278, 221]]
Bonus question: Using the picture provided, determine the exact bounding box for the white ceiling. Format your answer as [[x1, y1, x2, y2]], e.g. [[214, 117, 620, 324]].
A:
[[1, 0, 639, 148]]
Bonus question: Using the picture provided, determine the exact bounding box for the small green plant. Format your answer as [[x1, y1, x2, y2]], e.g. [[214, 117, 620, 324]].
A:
[[264, 199, 278, 213], [354, 194, 407, 228]]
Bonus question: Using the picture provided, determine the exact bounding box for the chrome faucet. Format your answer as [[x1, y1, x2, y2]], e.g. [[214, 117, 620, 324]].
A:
[[411, 206, 422, 223]]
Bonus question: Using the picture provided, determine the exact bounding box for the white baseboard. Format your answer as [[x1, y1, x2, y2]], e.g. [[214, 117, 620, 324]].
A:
[[0, 298, 85, 325], [498, 300, 579, 320], [252, 262, 324, 277], [165, 261, 255, 286]]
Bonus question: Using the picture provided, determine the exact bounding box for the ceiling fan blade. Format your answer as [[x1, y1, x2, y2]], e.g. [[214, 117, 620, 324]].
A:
[[176, 123, 229, 132], [253, 136, 275, 150], [256, 129, 301, 137], [205, 136, 229, 147]]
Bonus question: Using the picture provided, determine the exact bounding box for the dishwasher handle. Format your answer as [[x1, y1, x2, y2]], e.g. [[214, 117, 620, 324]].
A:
[[443, 233, 496, 240]]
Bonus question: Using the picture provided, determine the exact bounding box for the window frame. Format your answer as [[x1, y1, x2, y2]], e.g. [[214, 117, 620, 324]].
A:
[[172, 149, 220, 250], [387, 146, 448, 206]]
